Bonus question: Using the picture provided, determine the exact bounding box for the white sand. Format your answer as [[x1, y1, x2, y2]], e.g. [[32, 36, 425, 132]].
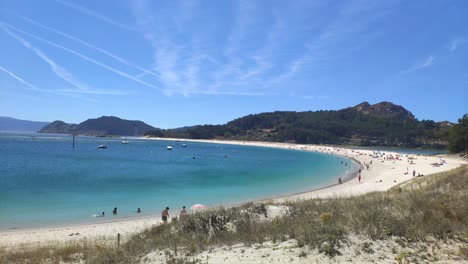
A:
[[1, 138, 466, 249], [141, 236, 468, 264], [0, 217, 161, 249]]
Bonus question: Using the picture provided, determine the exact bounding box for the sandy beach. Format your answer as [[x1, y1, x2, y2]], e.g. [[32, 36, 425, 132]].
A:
[[1, 138, 466, 249]]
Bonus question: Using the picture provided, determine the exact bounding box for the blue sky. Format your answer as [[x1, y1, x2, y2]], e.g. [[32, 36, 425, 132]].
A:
[[0, 0, 467, 128]]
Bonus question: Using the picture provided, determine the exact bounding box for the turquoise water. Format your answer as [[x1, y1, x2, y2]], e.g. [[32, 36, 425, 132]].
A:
[[0, 133, 356, 229]]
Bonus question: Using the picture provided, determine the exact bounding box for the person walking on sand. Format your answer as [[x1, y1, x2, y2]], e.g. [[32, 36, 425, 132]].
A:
[[161, 207, 170, 224], [338, 177, 342, 184], [358, 174, 362, 183], [179, 206, 188, 219]]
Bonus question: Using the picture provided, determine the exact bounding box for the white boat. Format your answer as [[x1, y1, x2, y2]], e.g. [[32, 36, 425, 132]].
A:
[[97, 144, 107, 149], [121, 140, 129, 144], [182, 143, 187, 147], [167, 146, 173, 150]]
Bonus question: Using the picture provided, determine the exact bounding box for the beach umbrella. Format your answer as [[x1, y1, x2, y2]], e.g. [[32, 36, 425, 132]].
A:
[[191, 204, 208, 210]]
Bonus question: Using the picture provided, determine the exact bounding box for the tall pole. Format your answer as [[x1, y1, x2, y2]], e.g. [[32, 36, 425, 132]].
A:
[[72, 134, 75, 149]]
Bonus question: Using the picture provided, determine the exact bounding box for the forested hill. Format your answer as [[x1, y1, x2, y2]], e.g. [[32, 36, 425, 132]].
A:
[[146, 101, 453, 148], [39, 116, 156, 136]]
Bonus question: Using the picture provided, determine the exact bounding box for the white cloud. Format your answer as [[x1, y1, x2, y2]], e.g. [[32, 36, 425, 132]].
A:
[[402, 55, 435, 74], [448, 38, 466, 52], [132, 0, 227, 97], [265, 0, 396, 87], [125, 0, 398, 97], [419, 56, 435, 68], [300, 95, 330, 100]]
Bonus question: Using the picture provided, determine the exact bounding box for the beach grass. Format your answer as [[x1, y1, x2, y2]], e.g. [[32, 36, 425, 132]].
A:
[[2, 165, 467, 263]]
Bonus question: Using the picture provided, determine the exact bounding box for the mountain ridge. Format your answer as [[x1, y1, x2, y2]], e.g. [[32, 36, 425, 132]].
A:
[[39, 116, 156, 136], [350, 101, 415, 120], [0, 116, 49, 132], [146, 101, 454, 148]]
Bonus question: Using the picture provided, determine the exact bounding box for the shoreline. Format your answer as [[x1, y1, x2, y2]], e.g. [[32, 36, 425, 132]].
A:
[[1, 138, 466, 249], [0, 139, 359, 232]]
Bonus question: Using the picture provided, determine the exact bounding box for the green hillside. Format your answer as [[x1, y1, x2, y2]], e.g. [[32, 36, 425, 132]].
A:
[[39, 116, 155, 136], [146, 101, 452, 148]]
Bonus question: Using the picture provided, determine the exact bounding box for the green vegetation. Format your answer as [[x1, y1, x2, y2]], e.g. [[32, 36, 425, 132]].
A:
[[37, 102, 462, 149], [448, 114, 468, 154], [39, 116, 156, 136], [146, 102, 451, 149], [38, 120, 77, 134], [3, 166, 467, 264]]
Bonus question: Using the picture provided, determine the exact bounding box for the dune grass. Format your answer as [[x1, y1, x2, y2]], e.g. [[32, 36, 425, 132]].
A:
[[2, 166, 467, 264]]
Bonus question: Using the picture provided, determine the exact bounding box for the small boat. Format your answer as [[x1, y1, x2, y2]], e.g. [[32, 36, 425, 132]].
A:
[[182, 143, 187, 147], [121, 140, 129, 144], [166, 146, 173, 150], [98, 144, 107, 149]]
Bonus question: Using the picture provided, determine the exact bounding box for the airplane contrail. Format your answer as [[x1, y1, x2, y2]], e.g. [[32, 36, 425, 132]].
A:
[[16, 14, 159, 78], [0, 65, 45, 92], [2, 22, 161, 91], [55, 0, 139, 32]]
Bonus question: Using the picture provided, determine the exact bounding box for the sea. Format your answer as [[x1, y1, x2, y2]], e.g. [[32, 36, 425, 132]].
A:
[[3, 132, 436, 230]]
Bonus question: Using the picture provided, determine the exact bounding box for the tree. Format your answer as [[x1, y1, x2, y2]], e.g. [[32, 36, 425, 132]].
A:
[[448, 114, 468, 154]]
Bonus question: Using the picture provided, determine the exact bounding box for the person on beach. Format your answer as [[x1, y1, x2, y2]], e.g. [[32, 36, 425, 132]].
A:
[[358, 174, 362, 183], [95, 212, 105, 217], [413, 170, 416, 177], [113, 207, 117, 214], [179, 206, 188, 219], [338, 177, 342, 184], [137, 208, 141, 213], [162, 207, 170, 224]]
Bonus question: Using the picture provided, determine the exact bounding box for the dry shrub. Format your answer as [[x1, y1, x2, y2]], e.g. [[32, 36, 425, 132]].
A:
[[319, 212, 334, 225]]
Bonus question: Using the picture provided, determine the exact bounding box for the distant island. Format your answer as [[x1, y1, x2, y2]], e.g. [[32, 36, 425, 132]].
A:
[[0, 116, 49, 133], [6, 101, 466, 152], [146, 101, 455, 149], [39, 116, 156, 136]]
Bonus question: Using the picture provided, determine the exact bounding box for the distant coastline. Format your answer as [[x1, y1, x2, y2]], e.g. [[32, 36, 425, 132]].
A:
[[0, 137, 465, 249]]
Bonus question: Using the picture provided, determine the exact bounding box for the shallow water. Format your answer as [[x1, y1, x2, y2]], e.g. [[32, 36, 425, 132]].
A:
[[0, 133, 356, 229]]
